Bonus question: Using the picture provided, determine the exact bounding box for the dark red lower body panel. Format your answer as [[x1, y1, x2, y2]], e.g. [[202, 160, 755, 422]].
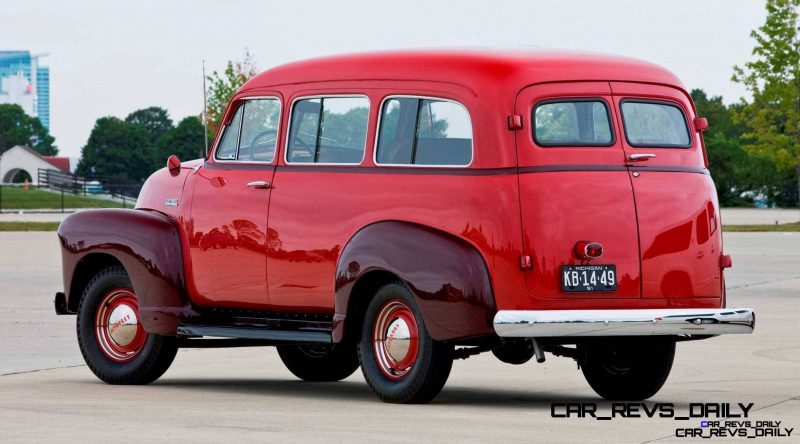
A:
[[58, 209, 198, 334]]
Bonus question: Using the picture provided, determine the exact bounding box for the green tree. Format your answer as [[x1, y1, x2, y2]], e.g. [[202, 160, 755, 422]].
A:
[[732, 0, 800, 207], [691, 89, 752, 205], [691, 89, 741, 138], [0, 103, 57, 155], [77, 117, 150, 181], [125, 107, 173, 170], [206, 49, 258, 136], [125, 107, 173, 145], [157, 116, 205, 162], [320, 106, 370, 148]]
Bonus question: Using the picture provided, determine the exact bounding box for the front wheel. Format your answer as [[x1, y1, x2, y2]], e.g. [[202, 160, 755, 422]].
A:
[[579, 337, 675, 400], [76, 266, 178, 384], [358, 282, 453, 404]]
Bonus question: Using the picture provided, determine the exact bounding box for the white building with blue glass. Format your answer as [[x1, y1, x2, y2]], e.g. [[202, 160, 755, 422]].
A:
[[0, 51, 50, 129]]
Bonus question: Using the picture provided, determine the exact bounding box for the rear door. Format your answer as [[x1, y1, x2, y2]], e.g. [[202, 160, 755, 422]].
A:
[[611, 82, 722, 298], [515, 82, 640, 300]]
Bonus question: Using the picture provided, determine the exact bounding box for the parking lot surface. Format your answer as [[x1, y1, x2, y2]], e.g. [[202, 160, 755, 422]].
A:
[[0, 232, 798, 443]]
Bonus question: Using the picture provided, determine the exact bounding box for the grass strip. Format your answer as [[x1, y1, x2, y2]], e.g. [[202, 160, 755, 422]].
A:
[[722, 222, 800, 232], [0, 187, 123, 210], [0, 221, 60, 231]]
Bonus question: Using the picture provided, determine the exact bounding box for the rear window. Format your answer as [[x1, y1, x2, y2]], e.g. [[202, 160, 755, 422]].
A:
[[620, 101, 691, 148], [286, 96, 369, 164], [375, 97, 472, 166], [533, 100, 613, 147]]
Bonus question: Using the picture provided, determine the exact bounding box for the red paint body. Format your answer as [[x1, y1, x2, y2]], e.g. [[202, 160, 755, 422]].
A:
[[77, 49, 724, 342]]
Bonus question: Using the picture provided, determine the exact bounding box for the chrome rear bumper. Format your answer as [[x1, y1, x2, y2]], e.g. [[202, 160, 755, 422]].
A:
[[493, 308, 755, 337]]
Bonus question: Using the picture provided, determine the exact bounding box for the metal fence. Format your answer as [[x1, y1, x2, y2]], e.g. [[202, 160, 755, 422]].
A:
[[37, 169, 142, 198], [0, 169, 143, 213]]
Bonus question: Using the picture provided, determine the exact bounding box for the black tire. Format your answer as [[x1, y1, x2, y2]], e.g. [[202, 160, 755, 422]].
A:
[[579, 337, 675, 400], [76, 266, 178, 385], [358, 282, 453, 404], [277, 343, 359, 382]]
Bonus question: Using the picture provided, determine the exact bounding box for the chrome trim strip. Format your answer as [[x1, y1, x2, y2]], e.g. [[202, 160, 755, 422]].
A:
[[213, 95, 282, 164], [493, 308, 755, 337]]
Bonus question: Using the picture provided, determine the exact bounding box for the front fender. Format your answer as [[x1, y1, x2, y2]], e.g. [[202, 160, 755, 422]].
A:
[[334, 221, 496, 342], [58, 208, 195, 334]]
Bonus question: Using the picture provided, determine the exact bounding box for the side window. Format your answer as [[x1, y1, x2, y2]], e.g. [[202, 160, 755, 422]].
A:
[[376, 97, 472, 166], [214, 98, 281, 162], [290, 98, 321, 162], [286, 96, 369, 164], [376, 98, 416, 164], [620, 101, 691, 148], [215, 105, 243, 160], [533, 100, 613, 146], [239, 98, 281, 162]]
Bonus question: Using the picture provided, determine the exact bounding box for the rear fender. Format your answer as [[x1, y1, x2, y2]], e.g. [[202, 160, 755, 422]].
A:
[[334, 221, 496, 342]]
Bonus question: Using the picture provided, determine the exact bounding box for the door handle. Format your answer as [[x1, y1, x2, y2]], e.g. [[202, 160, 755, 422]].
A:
[[246, 181, 271, 189], [627, 153, 656, 162]]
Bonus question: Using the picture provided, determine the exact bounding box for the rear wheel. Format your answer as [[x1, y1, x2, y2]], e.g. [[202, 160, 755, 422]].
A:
[[579, 337, 675, 400], [358, 282, 453, 403], [277, 343, 359, 382], [76, 266, 177, 384]]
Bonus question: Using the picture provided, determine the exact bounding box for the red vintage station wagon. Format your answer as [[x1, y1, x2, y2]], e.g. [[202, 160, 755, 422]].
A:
[[55, 49, 755, 403]]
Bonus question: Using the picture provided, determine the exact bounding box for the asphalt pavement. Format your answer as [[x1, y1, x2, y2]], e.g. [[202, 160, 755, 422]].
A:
[[0, 232, 797, 443]]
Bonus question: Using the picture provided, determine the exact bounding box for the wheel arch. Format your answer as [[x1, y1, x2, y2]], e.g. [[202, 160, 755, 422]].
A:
[[336, 268, 399, 345], [333, 220, 496, 343], [67, 253, 124, 313], [58, 208, 197, 334]]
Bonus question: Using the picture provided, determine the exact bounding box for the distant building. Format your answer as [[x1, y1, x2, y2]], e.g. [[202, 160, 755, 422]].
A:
[[36, 66, 49, 128], [0, 51, 50, 129], [0, 145, 71, 184]]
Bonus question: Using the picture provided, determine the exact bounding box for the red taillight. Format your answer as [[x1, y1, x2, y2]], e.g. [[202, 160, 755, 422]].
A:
[[586, 243, 603, 258], [574, 241, 603, 259], [720, 254, 733, 269]]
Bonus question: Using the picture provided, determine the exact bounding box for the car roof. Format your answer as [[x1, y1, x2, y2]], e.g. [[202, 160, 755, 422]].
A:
[[241, 48, 685, 94]]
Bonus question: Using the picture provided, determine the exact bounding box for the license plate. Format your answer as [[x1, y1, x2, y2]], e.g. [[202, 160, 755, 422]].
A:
[[561, 265, 616, 293]]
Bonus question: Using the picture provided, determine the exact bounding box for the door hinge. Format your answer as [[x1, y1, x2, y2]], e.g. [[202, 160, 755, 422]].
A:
[[508, 115, 523, 130], [519, 255, 533, 271]]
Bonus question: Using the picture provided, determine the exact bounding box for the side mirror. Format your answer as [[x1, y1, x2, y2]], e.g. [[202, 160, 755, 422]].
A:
[[694, 117, 709, 133], [167, 155, 181, 177]]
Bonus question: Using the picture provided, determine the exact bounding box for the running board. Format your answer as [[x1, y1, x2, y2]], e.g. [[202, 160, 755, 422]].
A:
[[176, 325, 332, 344]]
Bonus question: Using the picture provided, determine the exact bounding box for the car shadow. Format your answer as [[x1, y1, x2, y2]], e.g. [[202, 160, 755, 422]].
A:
[[145, 377, 631, 409], [154, 378, 375, 402]]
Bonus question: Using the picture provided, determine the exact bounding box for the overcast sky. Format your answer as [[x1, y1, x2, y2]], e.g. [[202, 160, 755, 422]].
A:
[[1, 0, 766, 158]]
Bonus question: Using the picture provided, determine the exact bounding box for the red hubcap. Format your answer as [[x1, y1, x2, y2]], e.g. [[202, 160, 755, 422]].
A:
[[94, 289, 147, 363], [372, 300, 420, 380]]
